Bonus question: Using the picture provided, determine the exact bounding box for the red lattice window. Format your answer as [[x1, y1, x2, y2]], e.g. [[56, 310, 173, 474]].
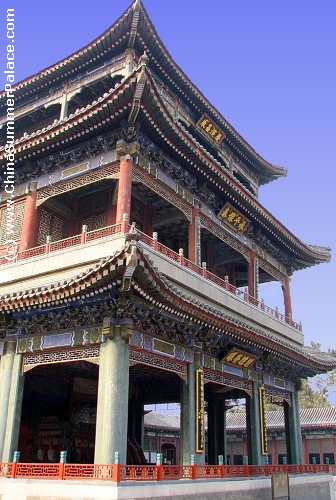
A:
[[37, 208, 65, 245]]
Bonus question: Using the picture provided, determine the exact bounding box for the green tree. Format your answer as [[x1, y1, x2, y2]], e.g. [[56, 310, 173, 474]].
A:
[[298, 378, 331, 409], [323, 368, 336, 392]]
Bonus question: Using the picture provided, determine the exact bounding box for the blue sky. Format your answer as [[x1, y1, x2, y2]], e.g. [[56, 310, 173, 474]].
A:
[[2, 0, 335, 353]]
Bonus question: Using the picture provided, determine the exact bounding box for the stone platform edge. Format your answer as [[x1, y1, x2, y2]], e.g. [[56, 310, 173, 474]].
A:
[[0, 474, 334, 500]]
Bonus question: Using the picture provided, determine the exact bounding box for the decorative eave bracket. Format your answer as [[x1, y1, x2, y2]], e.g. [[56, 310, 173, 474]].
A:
[[127, 53, 149, 125]]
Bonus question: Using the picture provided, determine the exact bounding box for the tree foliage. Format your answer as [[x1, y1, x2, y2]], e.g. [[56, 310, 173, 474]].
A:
[[324, 369, 336, 392], [298, 377, 332, 409]]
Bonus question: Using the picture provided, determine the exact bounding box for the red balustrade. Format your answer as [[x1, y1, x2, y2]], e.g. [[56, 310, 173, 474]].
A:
[[17, 245, 46, 260], [0, 224, 301, 331], [15, 463, 60, 478], [161, 464, 193, 480], [49, 235, 82, 253], [122, 465, 158, 481], [136, 231, 153, 247], [195, 465, 223, 478], [206, 272, 226, 288], [0, 462, 330, 481], [156, 242, 180, 263], [0, 462, 12, 477], [224, 465, 246, 477], [183, 258, 203, 276], [86, 223, 122, 242], [64, 464, 114, 480]]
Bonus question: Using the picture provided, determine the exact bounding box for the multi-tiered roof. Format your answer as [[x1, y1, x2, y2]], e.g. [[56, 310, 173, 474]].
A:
[[0, 0, 330, 271], [0, 1, 334, 379]]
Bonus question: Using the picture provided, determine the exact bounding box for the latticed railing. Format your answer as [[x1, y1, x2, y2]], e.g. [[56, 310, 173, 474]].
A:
[[0, 461, 330, 481], [0, 223, 301, 331]]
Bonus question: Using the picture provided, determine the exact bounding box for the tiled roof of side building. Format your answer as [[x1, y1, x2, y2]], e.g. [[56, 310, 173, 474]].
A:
[[144, 407, 336, 433], [144, 411, 180, 431]]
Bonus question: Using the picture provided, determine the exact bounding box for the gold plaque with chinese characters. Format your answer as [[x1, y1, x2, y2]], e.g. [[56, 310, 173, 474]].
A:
[[259, 386, 268, 456], [218, 202, 250, 234], [196, 113, 225, 145], [221, 347, 258, 369], [195, 368, 205, 453]]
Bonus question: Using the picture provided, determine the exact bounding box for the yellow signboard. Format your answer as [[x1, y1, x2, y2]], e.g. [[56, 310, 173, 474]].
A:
[[196, 368, 205, 453], [196, 113, 225, 145], [218, 202, 250, 234], [221, 347, 258, 369], [259, 386, 268, 456]]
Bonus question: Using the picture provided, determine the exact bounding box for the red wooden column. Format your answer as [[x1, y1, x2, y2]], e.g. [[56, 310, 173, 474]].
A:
[[19, 183, 40, 251], [188, 206, 200, 264], [116, 154, 133, 229], [247, 249, 257, 298], [283, 276, 292, 319], [333, 434, 336, 464], [272, 435, 278, 464], [301, 434, 308, 464]]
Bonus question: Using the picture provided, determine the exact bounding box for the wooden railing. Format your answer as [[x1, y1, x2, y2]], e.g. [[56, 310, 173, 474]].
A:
[[139, 230, 301, 331], [0, 462, 331, 481], [0, 224, 123, 265], [0, 224, 301, 331]]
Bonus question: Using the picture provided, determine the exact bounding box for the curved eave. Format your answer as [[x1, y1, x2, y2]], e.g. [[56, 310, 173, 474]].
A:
[[134, 3, 287, 182], [1, 67, 330, 269], [1, 0, 285, 183], [132, 245, 336, 374], [0, 74, 139, 164], [0, 2, 135, 106], [135, 74, 331, 267], [1, 240, 335, 375], [0, 249, 127, 311]]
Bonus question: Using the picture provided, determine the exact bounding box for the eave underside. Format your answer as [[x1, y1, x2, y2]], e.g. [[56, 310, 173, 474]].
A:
[[1, 239, 334, 379], [0, 68, 330, 270], [0, 0, 285, 184]]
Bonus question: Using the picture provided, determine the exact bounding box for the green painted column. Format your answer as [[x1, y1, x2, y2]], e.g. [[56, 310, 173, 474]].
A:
[[246, 381, 264, 465], [180, 356, 205, 465], [284, 391, 303, 464], [0, 341, 16, 460], [293, 391, 303, 463], [94, 320, 132, 465], [2, 350, 24, 462]]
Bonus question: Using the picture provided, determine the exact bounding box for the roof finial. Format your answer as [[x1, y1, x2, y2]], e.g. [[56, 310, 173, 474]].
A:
[[139, 51, 149, 68]]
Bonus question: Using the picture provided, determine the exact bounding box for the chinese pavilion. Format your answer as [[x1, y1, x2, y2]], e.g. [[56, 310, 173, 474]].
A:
[[0, 0, 334, 468]]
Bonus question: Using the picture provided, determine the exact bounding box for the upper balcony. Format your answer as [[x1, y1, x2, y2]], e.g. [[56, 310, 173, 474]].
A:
[[0, 223, 303, 347]]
